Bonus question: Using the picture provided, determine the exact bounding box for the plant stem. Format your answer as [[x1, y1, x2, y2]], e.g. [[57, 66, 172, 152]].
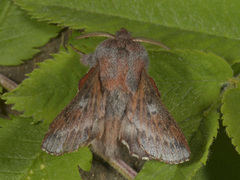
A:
[[0, 74, 18, 91]]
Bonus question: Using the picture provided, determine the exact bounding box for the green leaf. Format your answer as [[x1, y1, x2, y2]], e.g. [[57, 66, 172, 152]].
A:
[[232, 62, 240, 76], [0, 116, 92, 180], [148, 50, 232, 122], [0, 0, 60, 66], [221, 82, 240, 154], [13, 0, 240, 64], [192, 123, 240, 180], [12, 0, 240, 39], [2, 47, 89, 124], [2, 48, 87, 123]]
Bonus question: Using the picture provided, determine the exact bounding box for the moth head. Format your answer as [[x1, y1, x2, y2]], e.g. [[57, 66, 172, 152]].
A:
[[115, 28, 132, 40]]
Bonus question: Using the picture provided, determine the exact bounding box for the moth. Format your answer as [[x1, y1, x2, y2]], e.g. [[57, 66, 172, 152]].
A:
[[42, 28, 190, 179]]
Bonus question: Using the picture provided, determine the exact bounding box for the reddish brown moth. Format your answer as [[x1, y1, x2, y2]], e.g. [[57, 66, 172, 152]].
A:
[[42, 28, 190, 179]]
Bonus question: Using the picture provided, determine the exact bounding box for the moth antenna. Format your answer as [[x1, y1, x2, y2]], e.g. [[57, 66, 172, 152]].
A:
[[76, 32, 115, 39], [132, 37, 170, 50], [69, 44, 85, 56]]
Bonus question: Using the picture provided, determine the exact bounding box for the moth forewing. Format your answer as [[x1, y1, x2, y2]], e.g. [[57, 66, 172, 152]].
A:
[[42, 66, 103, 155], [119, 69, 190, 164]]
